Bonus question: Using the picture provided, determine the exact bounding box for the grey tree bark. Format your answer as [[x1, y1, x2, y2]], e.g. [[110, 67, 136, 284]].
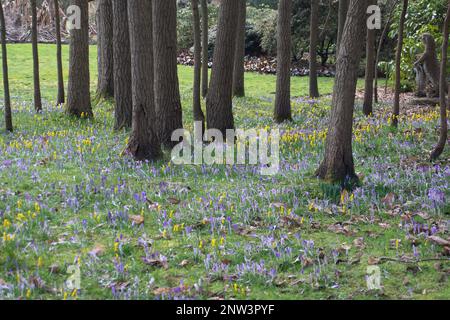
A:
[[96, 0, 114, 99], [363, 0, 377, 116], [31, 0, 42, 112], [232, 0, 246, 97], [309, 0, 319, 98], [201, 0, 209, 98], [54, 0, 64, 106], [192, 0, 205, 133], [336, 0, 349, 54], [0, 0, 12, 132]]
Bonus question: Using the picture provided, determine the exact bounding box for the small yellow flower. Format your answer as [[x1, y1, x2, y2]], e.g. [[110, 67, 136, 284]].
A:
[[26, 289, 31, 298], [211, 238, 217, 247], [3, 219, 11, 228], [37, 256, 43, 268]]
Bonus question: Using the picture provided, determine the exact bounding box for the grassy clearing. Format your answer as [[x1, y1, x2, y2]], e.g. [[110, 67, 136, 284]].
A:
[[0, 44, 448, 300]]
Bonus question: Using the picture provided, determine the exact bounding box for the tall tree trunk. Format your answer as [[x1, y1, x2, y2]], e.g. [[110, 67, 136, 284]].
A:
[[126, 0, 161, 161], [317, 0, 367, 183], [309, 0, 319, 98], [96, 0, 114, 99], [112, 0, 132, 130], [54, 0, 64, 106], [232, 0, 246, 97], [153, 0, 183, 149], [206, 0, 238, 136], [336, 0, 349, 54], [192, 0, 205, 133], [274, 0, 293, 123], [392, 0, 408, 127], [201, 0, 209, 98], [374, 0, 398, 104], [31, 0, 42, 112], [0, 0, 12, 132], [430, 1, 450, 160], [363, 0, 376, 116], [66, 0, 92, 118]]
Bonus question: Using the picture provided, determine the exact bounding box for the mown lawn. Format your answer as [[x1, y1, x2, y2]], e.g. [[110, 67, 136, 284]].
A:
[[0, 44, 448, 300]]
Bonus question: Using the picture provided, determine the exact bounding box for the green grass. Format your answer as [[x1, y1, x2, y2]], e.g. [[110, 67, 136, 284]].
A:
[[0, 44, 448, 300]]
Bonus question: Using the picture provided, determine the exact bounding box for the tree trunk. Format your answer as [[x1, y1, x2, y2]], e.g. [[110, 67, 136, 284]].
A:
[[392, 0, 408, 127], [309, 0, 319, 98], [126, 0, 161, 161], [153, 0, 183, 149], [232, 0, 246, 97], [363, 0, 376, 116], [96, 0, 114, 99], [206, 0, 238, 136], [54, 0, 64, 106], [192, 0, 205, 133], [317, 0, 367, 183], [201, 0, 209, 98], [0, 0, 12, 132], [336, 0, 349, 54], [112, 0, 132, 130], [274, 0, 293, 123], [430, 1, 449, 161], [66, 0, 92, 118], [31, 0, 42, 112]]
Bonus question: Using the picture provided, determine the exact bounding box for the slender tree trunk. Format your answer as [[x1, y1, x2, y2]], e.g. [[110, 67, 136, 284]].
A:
[[392, 0, 408, 127], [153, 0, 183, 149], [31, 0, 42, 112], [374, 0, 398, 104], [192, 0, 205, 133], [309, 0, 319, 98], [317, 0, 367, 183], [0, 0, 12, 132], [430, 1, 450, 161], [96, 0, 114, 99], [54, 0, 64, 106], [274, 0, 293, 123], [112, 0, 132, 130], [232, 0, 246, 97], [206, 0, 238, 136], [363, 0, 376, 116], [126, 0, 161, 161], [201, 0, 209, 98], [337, 0, 349, 54], [66, 0, 92, 118]]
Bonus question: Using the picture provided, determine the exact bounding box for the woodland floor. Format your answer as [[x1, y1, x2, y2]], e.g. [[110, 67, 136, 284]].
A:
[[0, 44, 449, 300]]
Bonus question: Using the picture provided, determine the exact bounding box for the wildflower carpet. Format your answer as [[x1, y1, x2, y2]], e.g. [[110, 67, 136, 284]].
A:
[[0, 44, 449, 300]]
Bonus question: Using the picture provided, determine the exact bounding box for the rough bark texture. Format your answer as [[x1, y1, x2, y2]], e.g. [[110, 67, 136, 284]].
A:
[[274, 0, 292, 123], [96, 0, 114, 99], [192, 0, 205, 133], [232, 0, 246, 97], [112, 0, 132, 130], [66, 0, 92, 118], [54, 0, 64, 105], [206, 0, 238, 136], [309, 0, 319, 98], [392, 0, 408, 127], [317, 0, 367, 183], [337, 0, 349, 54], [430, 2, 450, 161], [126, 0, 161, 161], [201, 0, 209, 98], [0, 0, 12, 132], [31, 0, 42, 112], [153, 0, 183, 149], [363, 0, 376, 116]]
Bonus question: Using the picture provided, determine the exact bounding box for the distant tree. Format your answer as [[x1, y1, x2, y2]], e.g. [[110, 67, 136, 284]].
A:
[[66, 0, 92, 118], [206, 0, 239, 136], [0, 0, 12, 132], [363, 0, 376, 116], [336, 0, 349, 53], [201, 0, 209, 98], [430, 1, 449, 160], [392, 0, 408, 127], [153, 0, 183, 149], [54, 0, 64, 105], [317, 0, 367, 183], [274, 0, 293, 123], [309, 0, 319, 98], [31, 0, 42, 112], [192, 0, 205, 133], [233, 0, 246, 97], [96, 0, 114, 99], [112, 0, 132, 130], [126, 0, 161, 161]]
